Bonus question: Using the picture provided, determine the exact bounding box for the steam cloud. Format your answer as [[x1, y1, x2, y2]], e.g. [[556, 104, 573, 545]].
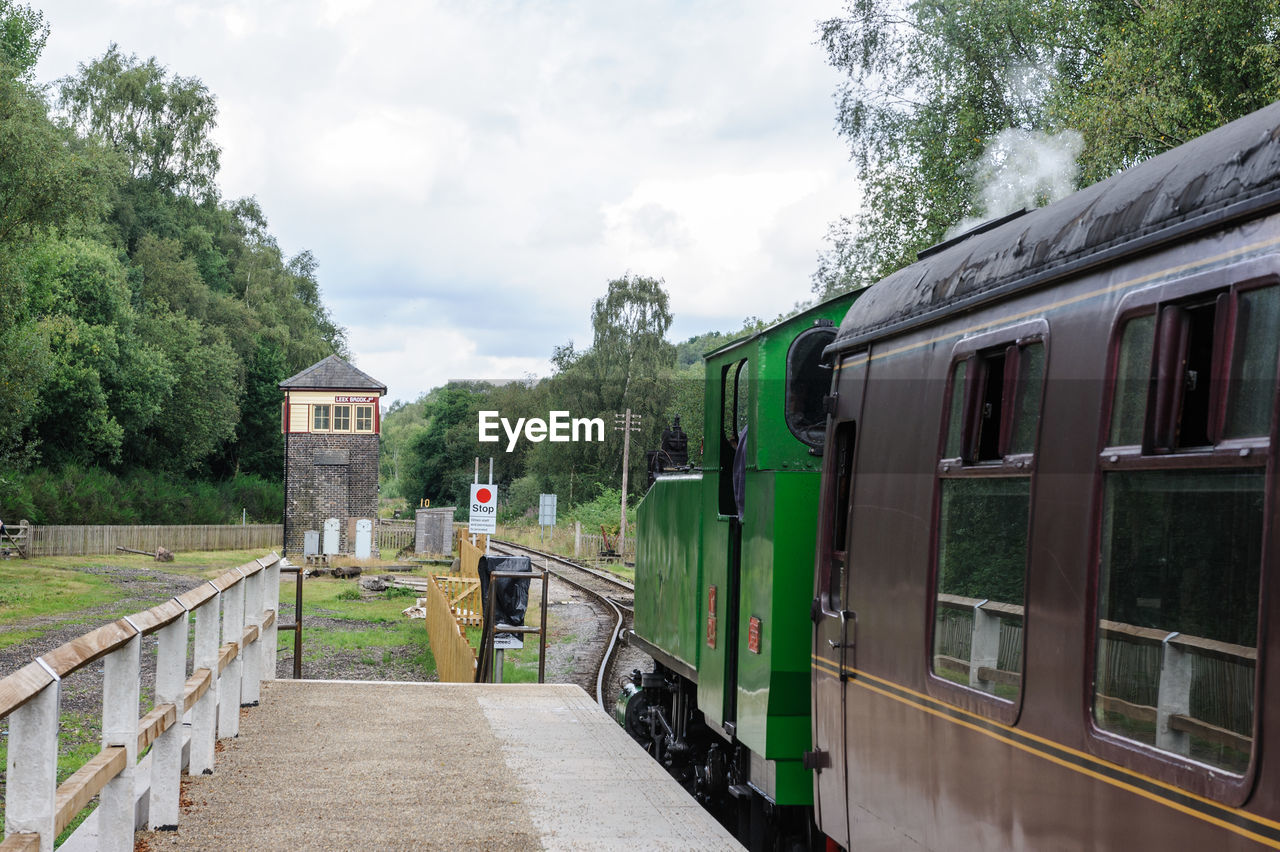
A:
[[946, 128, 1084, 238]]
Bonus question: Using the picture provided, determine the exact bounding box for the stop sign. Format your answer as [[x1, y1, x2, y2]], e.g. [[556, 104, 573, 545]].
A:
[[469, 483, 497, 534]]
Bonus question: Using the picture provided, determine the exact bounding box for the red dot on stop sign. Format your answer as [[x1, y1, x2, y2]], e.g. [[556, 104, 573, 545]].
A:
[[477, 488, 492, 503]]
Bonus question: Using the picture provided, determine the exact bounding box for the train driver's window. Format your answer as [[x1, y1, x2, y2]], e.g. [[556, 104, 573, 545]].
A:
[[785, 322, 837, 451], [719, 359, 749, 516], [1093, 283, 1277, 776], [931, 338, 1045, 705]]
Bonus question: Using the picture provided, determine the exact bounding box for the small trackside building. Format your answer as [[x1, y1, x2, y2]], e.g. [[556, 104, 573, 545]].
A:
[[279, 355, 387, 556]]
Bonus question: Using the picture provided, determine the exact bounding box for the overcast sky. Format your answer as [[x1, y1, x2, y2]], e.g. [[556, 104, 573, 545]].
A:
[[32, 0, 859, 404]]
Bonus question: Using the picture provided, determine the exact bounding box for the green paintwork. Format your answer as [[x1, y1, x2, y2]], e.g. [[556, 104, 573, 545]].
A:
[[635, 473, 704, 669], [633, 292, 857, 808]]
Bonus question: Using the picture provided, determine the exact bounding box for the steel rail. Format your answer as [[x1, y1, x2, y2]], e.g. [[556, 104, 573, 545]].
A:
[[489, 540, 628, 710]]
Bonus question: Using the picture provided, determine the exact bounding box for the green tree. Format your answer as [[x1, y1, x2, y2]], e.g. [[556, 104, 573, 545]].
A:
[[813, 0, 1280, 296], [58, 44, 220, 198]]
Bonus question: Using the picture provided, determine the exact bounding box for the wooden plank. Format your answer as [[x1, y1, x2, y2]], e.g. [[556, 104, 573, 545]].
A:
[[236, 558, 265, 578], [182, 668, 213, 712], [1096, 693, 1158, 724], [217, 642, 239, 674], [54, 745, 128, 835], [137, 703, 177, 752], [125, 599, 186, 635], [976, 666, 1022, 686], [262, 609, 276, 629], [1169, 633, 1257, 663], [175, 582, 218, 611], [0, 833, 40, 852], [40, 619, 136, 679], [0, 660, 56, 719], [241, 624, 260, 647], [1099, 619, 1169, 646], [209, 570, 241, 592], [1169, 714, 1253, 753]]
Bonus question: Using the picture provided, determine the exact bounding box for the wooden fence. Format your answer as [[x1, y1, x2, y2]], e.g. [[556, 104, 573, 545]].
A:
[[21, 523, 283, 557], [424, 575, 478, 682], [0, 554, 281, 852], [375, 519, 415, 553]]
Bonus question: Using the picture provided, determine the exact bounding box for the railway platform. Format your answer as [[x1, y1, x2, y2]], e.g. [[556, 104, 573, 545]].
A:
[[136, 679, 740, 851]]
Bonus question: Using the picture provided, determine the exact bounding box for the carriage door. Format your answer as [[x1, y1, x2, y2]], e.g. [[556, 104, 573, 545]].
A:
[[811, 352, 866, 849]]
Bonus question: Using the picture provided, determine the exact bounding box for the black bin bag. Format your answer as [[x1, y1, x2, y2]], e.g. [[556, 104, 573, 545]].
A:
[[477, 554, 533, 639]]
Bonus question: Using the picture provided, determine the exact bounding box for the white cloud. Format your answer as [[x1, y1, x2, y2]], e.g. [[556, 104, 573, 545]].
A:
[[32, 0, 859, 402]]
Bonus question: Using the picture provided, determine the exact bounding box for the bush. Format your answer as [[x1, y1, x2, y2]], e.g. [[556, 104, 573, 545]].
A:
[[566, 488, 636, 536], [0, 465, 283, 525]]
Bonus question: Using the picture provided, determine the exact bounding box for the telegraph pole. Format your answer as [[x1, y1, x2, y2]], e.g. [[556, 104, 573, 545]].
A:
[[615, 409, 641, 558]]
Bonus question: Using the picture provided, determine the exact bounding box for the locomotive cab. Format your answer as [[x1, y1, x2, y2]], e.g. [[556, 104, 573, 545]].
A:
[[625, 292, 856, 849]]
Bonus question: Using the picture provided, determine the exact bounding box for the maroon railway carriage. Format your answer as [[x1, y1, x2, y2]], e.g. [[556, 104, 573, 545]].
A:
[[812, 102, 1280, 849]]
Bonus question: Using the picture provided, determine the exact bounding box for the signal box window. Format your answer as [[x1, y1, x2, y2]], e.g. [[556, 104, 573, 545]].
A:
[[333, 405, 351, 431], [1094, 282, 1277, 777], [786, 322, 837, 451], [356, 405, 374, 432], [932, 334, 1045, 706], [313, 404, 330, 432]]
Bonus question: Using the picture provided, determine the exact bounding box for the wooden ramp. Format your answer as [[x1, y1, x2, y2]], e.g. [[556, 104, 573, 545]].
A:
[[136, 680, 740, 851]]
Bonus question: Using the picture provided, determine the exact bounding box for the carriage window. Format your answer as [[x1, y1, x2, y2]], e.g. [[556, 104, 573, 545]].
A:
[[1225, 286, 1280, 438], [946, 341, 1044, 463], [1093, 282, 1275, 777], [931, 336, 1045, 703], [786, 323, 836, 450], [1094, 470, 1261, 773], [1108, 314, 1155, 446], [943, 360, 967, 458]]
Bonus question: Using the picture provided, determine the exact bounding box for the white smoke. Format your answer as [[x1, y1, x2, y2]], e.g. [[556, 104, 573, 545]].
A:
[[946, 127, 1084, 238]]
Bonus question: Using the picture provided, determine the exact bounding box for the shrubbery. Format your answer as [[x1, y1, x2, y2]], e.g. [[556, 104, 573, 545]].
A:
[[0, 466, 282, 525]]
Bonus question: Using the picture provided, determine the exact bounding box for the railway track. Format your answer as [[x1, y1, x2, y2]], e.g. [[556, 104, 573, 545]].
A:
[[488, 540, 643, 710]]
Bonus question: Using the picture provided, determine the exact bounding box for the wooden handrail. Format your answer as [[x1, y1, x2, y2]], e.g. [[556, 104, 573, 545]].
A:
[[125, 599, 186, 635], [1, 552, 285, 852], [182, 668, 213, 713], [175, 582, 218, 611], [40, 619, 136, 679], [137, 703, 177, 752], [936, 593, 1024, 618], [0, 833, 39, 852], [53, 746, 127, 835], [0, 661, 56, 719]]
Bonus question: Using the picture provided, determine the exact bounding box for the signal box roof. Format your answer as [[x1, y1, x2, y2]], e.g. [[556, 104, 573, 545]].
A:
[[279, 354, 387, 394]]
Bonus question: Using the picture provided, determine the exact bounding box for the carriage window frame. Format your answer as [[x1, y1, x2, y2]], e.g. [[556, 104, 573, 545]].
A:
[[925, 319, 1047, 724], [1087, 265, 1277, 805]]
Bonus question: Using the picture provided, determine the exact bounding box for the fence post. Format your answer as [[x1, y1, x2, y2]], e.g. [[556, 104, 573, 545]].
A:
[[242, 568, 264, 705], [150, 613, 188, 829], [189, 591, 220, 775], [99, 633, 140, 850], [574, 521, 581, 558], [4, 680, 58, 851], [263, 558, 281, 681], [969, 602, 999, 689], [1157, 633, 1193, 756], [219, 578, 245, 739]]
